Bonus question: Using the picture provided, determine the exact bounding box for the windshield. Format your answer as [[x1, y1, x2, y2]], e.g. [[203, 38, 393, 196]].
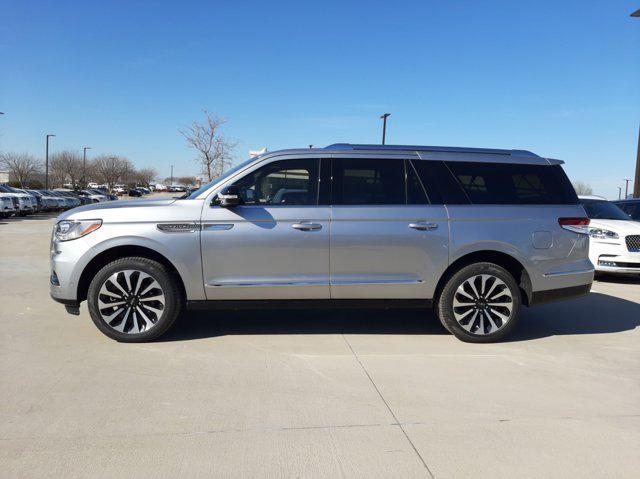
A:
[[185, 157, 257, 199], [614, 201, 640, 220], [580, 200, 631, 220]]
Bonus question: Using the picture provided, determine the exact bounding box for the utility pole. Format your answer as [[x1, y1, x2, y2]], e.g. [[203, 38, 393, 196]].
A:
[[623, 178, 631, 199], [83, 147, 91, 188], [45, 134, 55, 189], [634, 125, 639, 198], [380, 113, 390, 145], [632, 11, 639, 197], [170, 165, 174, 186]]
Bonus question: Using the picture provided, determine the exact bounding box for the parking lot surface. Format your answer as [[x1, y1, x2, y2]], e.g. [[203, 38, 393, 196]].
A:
[[1, 200, 639, 478]]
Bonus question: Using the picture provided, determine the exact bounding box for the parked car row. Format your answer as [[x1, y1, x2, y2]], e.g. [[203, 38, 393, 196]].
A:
[[0, 185, 119, 217]]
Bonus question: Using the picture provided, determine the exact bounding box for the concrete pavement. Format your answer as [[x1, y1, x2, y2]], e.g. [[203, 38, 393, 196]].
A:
[[1, 207, 639, 478]]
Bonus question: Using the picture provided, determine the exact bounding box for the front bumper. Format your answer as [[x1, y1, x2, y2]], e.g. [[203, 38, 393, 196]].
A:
[[590, 242, 640, 274], [50, 235, 91, 303]]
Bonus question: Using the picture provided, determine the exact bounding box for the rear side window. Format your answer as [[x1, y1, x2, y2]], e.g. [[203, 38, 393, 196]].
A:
[[331, 158, 429, 205], [411, 160, 469, 205], [332, 158, 406, 205], [444, 162, 578, 205]]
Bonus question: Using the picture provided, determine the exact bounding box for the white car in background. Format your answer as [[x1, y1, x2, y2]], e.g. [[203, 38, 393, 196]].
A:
[[0, 184, 36, 215], [0, 195, 16, 217], [579, 195, 640, 275]]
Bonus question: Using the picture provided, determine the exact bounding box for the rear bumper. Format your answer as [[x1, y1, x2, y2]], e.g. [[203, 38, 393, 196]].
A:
[[530, 283, 592, 305]]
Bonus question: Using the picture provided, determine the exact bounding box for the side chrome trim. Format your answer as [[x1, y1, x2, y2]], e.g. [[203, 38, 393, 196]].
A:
[[331, 279, 424, 285], [207, 280, 329, 288], [156, 222, 200, 233], [542, 268, 594, 277], [205, 279, 424, 288]]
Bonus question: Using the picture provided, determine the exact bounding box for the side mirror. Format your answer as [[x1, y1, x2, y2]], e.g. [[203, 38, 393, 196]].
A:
[[217, 185, 241, 207]]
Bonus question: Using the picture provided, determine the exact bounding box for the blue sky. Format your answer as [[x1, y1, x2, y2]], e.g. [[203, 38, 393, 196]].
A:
[[1, 0, 638, 197]]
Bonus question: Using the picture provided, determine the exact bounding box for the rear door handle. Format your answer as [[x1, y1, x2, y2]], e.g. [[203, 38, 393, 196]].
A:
[[409, 222, 438, 231], [292, 222, 322, 231]]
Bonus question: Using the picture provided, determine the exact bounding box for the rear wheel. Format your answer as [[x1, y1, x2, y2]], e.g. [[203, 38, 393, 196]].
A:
[[437, 262, 521, 343], [87, 257, 183, 342]]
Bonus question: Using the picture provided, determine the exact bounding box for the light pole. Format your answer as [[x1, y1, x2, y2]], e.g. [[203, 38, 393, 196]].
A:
[[380, 113, 390, 145], [623, 178, 631, 199], [45, 134, 55, 189], [83, 147, 92, 188], [632, 10, 639, 197], [634, 125, 639, 198], [170, 165, 174, 186], [618, 186, 622, 200]]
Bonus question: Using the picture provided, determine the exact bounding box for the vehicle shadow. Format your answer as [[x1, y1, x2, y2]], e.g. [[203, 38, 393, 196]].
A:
[[594, 273, 640, 285], [159, 292, 640, 342]]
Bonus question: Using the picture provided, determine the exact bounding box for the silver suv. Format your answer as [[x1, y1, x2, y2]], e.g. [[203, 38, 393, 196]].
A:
[[50, 144, 594, 343]]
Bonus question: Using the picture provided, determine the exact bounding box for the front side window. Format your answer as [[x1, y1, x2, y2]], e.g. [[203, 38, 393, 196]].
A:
[[226, 158, 319, 206]]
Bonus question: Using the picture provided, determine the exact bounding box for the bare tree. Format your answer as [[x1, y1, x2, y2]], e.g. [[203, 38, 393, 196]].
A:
[[180, 110, 236, 181], [136, 167, 158, 187], [177, 176, 197, 186], [1, 152, 42, 187], [92, 155, 133, 191], [50, 150, 84, 189], [572, 181, 593, 195]]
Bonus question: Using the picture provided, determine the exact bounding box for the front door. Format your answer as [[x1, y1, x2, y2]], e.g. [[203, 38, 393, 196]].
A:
[[329, 157, 449, 299], [200, 157, 330, 300]]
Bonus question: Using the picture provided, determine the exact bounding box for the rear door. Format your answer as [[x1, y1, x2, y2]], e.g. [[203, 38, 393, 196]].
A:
[[329, 156, 449, 299]]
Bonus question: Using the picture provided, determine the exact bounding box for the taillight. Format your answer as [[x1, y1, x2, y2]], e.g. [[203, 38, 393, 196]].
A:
[[559, 217, 590, 234]]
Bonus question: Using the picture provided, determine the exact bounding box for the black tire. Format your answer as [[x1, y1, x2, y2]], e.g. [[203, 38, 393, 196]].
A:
[[436, 262, 521, 343], [87, 256, 183, 342]]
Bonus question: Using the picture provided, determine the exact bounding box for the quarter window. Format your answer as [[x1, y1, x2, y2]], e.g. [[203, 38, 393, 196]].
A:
[[445, 162, 578, 205]]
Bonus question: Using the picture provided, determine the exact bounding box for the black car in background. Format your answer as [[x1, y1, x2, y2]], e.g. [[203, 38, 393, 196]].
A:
[[613, 199, 640, 221], [128, 188, 144, 197]]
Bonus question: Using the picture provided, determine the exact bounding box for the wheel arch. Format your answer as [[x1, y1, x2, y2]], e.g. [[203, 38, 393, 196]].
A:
[[434, 250, 533, 306], [77, 245, 187, 303]]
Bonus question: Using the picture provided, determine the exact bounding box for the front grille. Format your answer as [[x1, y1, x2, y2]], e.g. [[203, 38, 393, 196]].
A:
[[626, 235, 640, 252]]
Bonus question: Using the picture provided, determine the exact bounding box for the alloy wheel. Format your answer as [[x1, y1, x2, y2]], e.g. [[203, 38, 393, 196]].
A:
[[452, 274, 514, 335], [97, 269, 166, 334]]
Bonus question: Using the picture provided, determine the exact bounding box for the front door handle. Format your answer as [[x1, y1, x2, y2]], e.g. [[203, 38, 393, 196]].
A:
[[292, 222, 322, 231], [409, 222, 438, 231]]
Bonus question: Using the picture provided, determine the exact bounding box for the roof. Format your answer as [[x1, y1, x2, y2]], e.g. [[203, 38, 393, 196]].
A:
[[245, 143, 561, 168], [324, 143, 540, 158]]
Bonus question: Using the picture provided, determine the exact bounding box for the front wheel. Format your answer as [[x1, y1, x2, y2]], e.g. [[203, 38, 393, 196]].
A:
[[87, 257, 183, 342], [436, 262, 521, 343]]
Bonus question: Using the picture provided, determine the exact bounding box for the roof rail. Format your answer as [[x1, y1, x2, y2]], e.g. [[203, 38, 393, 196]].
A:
[[324, 143, 539, 158]]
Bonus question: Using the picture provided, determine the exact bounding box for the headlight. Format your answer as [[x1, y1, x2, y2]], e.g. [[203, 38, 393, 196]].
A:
[[588, 228, 619, 240], [54, 219, 102, 241]]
